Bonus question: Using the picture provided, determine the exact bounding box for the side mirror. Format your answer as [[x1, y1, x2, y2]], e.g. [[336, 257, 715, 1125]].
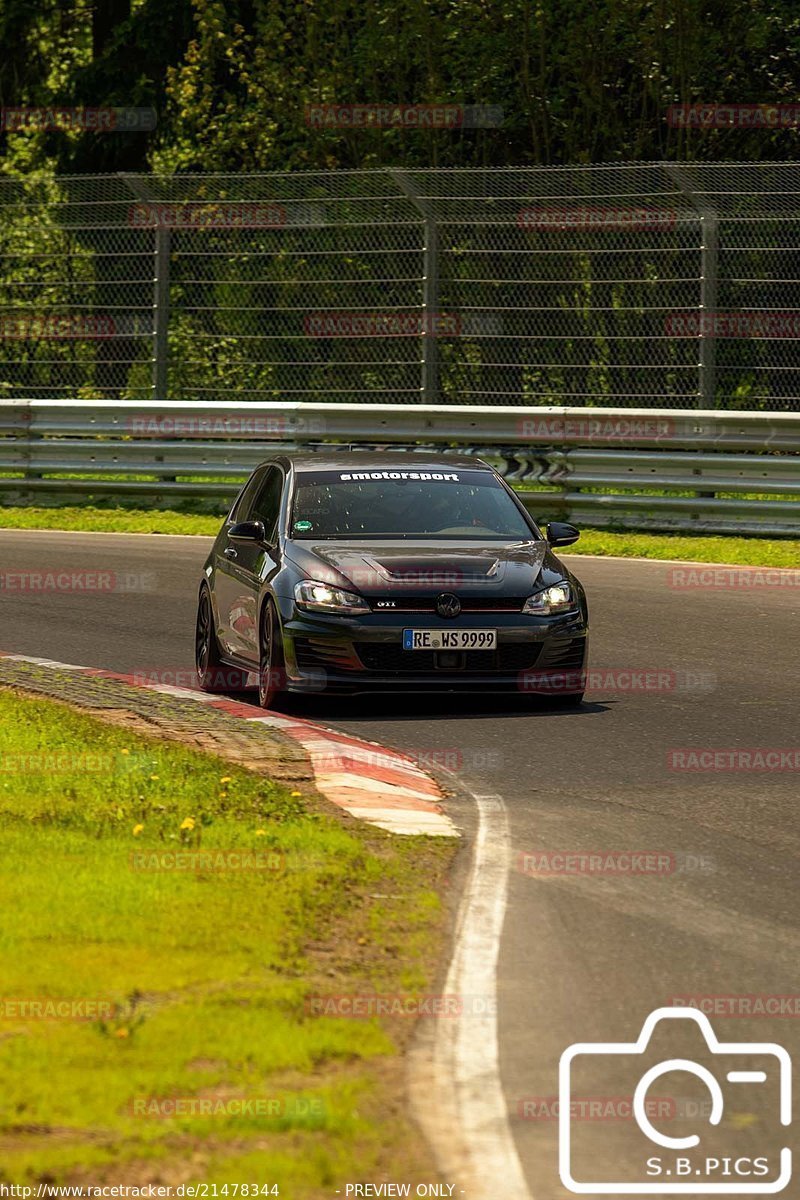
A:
[[228, 519, 266, 543], [546, 521, 580, 548]]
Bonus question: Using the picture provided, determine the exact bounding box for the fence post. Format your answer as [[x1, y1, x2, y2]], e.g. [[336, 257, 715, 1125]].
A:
[[388, 170, 439, 403], [664, 164, 718, 409], [421, 216, 440, 403], [698, 210, 718, 410], [118, 173, 171, 402], [18, 401, 39, 498], [153, 227, 171, 401]]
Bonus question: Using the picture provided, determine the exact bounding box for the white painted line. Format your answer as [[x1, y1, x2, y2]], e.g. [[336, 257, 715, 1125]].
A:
[[2, 654, 88, 671], [314, 772, 437, 802], [410, 792, 532, 1199], [347, 808, 459, 836], [143, 683, 221, 702]]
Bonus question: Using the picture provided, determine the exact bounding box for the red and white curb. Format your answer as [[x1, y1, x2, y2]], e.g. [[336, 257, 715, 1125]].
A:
[[0, 654, 459, 837]]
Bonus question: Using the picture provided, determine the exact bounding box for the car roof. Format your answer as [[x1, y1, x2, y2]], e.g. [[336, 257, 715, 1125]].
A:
[[256, 452, 493, 473]]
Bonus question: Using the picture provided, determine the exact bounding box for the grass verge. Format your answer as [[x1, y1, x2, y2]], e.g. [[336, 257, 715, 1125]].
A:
[[0, 690, 453, 1193], [0, 505, 220, 536], [0, 504, 798, 567], [565, 528, 800, 567]]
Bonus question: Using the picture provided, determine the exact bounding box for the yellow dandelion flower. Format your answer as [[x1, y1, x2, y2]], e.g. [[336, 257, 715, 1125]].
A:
[[149, 774, 159, 781], [180, 817, 195, 831], [115, 1028, 129, 1039], [132, 824, 144, 836], [291, 791, 302, 797], [255, 829, 267, 837], [120, 748, 130, 756], [220, 776, 232, 784]]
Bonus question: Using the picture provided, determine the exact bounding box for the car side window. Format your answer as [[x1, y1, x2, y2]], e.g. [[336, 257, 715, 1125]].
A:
[[231, 469, 266, 523], [247, 468, 283, 542]]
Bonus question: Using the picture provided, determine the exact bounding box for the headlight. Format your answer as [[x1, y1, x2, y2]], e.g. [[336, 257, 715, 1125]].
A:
[[523, 582, 576, 615], [294, 580, 370, 615]]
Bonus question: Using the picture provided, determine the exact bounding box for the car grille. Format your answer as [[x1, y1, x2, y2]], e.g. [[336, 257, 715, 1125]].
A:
[[370, 596, 525, 613], [354, 642, 542, 673], [294, 637, 360, 672], [544, 636, 587, 670]]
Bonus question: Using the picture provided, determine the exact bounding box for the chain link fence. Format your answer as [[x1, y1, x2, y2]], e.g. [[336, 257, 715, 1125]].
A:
[[1, 164, 799, 409]]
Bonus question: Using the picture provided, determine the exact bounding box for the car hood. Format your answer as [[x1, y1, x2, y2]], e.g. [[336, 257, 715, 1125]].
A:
[[283, 538, 551, 597]]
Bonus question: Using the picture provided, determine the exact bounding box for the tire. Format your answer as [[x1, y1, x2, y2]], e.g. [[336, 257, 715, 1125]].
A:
[[195, 587, 248, 693], [258, 599, 285, 709]]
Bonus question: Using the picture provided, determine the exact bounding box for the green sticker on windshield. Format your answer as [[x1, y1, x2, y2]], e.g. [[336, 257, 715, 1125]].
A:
[[294, 519, 314, 532]]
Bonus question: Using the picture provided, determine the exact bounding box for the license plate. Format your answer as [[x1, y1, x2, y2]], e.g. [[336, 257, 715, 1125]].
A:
[[402, 629, 497, 651]]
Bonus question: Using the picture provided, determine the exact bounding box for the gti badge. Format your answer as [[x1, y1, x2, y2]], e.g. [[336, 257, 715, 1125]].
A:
[[376, 600, 397, 608], [435, 593, 462, 618]]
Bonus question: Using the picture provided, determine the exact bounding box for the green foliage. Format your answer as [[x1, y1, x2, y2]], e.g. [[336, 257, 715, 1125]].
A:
[[3, 0, 800, 173]]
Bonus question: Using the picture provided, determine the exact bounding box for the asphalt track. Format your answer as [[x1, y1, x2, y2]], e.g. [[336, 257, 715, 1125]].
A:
[[2, 528, 798, 1197]]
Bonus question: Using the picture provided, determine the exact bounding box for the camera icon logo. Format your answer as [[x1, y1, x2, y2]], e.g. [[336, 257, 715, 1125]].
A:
[[559, 1006, 792, 1194]]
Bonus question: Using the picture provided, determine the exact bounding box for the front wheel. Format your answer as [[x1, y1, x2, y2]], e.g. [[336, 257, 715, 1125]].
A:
[[196, 587, 226, 692], [258, 600, 285, 709]]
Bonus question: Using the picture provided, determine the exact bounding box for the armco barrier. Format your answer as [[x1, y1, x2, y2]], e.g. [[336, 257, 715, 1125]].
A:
[[0, 400, 798, 535]]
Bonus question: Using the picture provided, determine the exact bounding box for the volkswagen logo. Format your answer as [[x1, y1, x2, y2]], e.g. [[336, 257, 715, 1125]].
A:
[[435, 593, 462, 619]]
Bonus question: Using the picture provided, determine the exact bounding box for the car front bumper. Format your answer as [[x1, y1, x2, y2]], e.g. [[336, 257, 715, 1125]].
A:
[[275, 601, 588, 695]]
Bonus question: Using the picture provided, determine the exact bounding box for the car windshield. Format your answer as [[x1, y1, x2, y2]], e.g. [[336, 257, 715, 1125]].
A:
[[290, 467, 537, 540]]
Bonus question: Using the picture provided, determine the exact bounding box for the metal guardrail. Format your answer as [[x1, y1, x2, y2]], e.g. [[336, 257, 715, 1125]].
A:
[[1, 400, 798, 536]]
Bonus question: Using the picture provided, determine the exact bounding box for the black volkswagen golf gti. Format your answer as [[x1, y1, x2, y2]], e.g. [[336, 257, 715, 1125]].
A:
[[196, 453, 588, 706]]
